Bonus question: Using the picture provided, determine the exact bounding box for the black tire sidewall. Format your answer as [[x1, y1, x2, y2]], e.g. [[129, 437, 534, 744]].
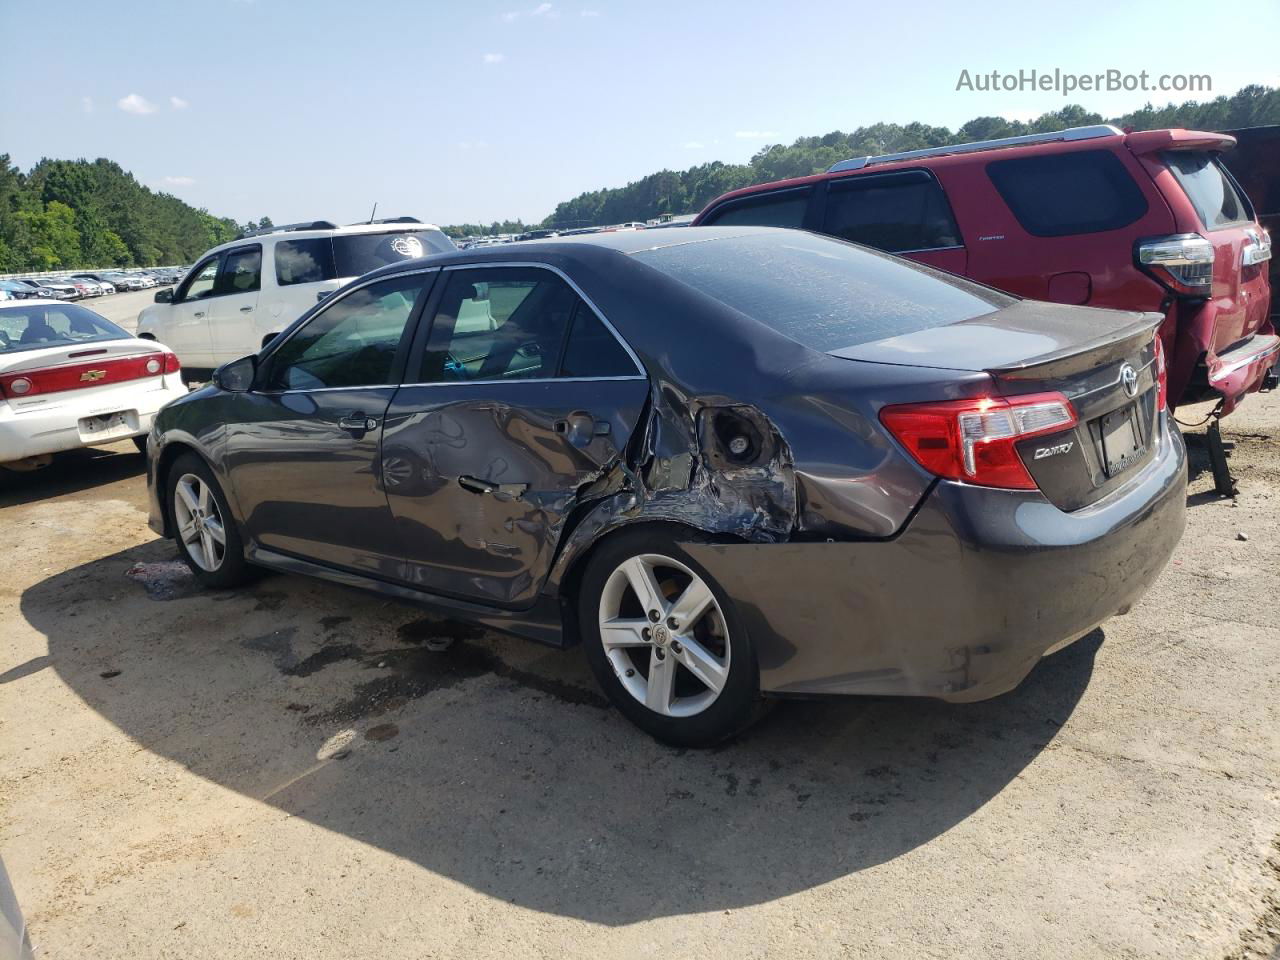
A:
[[578, 526, 760, 747], [166, 453, 251, 588]]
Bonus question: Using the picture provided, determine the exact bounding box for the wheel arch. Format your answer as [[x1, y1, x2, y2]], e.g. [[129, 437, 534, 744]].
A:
[[153, 440, 215, 538]]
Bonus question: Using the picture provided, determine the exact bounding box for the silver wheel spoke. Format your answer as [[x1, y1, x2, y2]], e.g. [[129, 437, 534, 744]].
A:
[[674, 636, 729, 694], [197, 481, 211, 513], [199, 529, 216, 568], [600, 617, 651, 649], [179, 520, 200, 545], [176, 480, 199, 514], [621, 556, 666, 616], [203, 516, 226, 546], [668, 577, 714, 629], [645, 647, 676, 715]]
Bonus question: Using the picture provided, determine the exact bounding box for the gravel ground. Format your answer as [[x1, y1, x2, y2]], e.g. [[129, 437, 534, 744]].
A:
[[0, 383, 1277, 959]]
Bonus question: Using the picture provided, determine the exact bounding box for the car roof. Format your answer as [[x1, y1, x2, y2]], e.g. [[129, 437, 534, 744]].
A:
[[201, 221, 447, 258]]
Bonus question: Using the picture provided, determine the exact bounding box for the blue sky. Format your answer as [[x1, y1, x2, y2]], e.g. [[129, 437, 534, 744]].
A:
[[2, 0, 1276, 226]]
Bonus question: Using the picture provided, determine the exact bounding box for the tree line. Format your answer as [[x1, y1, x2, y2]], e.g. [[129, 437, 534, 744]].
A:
[[537, 84, 1280, 230], [0, 156, 248, 273]]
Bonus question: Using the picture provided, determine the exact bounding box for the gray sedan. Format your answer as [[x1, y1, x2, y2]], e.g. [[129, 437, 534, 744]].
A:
[[145, 227, 1187, 745]]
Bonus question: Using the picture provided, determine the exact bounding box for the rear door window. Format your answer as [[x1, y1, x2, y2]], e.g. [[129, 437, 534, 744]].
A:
[[702, 188, 812, 228], [986, 149, 1148, 237], [213, 246, 262, 295], [821, 171, 961, 252], [558, 306, 640, 378], [1163, 151, 1251, 229]]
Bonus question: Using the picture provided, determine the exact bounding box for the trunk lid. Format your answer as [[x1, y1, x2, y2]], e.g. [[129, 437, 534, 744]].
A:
[[834, 300, 1165, 511]]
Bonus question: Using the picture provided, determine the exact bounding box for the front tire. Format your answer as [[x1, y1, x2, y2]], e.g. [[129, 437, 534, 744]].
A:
[[578, 527, 764, 747], [166, 453, 253, 588]]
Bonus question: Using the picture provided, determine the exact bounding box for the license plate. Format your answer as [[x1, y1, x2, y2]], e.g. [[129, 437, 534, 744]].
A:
[[1099, 405, 1144, 477], [79, 410, 136, 440]]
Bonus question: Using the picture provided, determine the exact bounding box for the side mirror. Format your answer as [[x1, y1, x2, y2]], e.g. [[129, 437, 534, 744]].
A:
[[212, 355, 257, 393], [154, 288, 173, 304]]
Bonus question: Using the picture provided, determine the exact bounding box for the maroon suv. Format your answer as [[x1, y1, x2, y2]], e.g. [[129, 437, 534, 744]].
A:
[[694, 125, 1276, 414]]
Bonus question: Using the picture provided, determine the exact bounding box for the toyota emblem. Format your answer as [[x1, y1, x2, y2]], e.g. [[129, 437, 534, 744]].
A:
[[1120, 363, 1139, 399]]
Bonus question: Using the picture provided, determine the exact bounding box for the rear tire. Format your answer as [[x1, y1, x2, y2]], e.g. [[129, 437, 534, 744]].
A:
[[578, 527, 765, 747], [166, 452, 253, 588]]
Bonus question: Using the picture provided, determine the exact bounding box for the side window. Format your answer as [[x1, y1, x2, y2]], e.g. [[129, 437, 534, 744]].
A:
[[822, 173, 961, 252], [703, 189, 812, 228], [559, 306, 639, 377], [419, 268, 578, 383], [265, 274, 427, 391], [986, 149, 1149, 237], [276, 238, 336, 286], [177, 258, 219, 301], [214, 246, 262, 295]]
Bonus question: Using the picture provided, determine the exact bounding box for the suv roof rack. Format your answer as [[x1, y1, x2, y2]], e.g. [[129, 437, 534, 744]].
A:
[[826, 124, 1124, 173], [349, 216, 423, 226], [240, 220, 338, 239]]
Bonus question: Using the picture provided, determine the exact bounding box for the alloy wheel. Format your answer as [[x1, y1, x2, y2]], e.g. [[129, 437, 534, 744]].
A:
[[173, 472, 226, 572], [597, 553, 731, 717]]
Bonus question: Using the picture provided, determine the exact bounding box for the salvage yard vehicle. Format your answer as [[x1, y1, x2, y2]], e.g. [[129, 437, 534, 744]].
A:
[[694, 125, 1276, 417], [136, 218, 456, 381], [146, 227, 1187, 745], [0, 301, 185, 471]]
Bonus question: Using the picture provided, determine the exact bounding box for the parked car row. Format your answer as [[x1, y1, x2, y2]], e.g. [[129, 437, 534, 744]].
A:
[[0, 268, 187, 302]]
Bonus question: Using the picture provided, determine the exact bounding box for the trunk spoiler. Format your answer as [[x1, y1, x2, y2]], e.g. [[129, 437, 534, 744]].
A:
[[987, 312, 1164, 381], [1125, 128, 1237, 155]]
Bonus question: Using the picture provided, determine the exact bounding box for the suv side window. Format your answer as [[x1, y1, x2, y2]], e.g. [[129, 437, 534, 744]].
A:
[[702, 188, 812, 228], [821, 172, 961, 252], [265, 273, 427, 391], [276, 238, 335, 286], [214, 246, 262, 295], [177, 257, 219, 301], [986, 149, 1148, 237], [419, 268, 581, 383]]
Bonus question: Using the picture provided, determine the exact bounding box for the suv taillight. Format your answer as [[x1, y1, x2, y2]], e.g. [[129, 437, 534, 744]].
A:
[[1137, 233, 1215, 296], [1153, 333, 1168, 411], [879, 392, 1077, 490]]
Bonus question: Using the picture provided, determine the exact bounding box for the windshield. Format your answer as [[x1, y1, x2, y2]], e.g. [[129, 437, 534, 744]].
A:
[[633, 230, 1012, 352], [0, 303, 130, 354]]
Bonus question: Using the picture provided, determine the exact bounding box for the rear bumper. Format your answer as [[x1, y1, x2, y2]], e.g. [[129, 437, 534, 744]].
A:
[[0, 377, 187, 463], [683, 414, 1187, 702], [1206, 332, 1280, 415]]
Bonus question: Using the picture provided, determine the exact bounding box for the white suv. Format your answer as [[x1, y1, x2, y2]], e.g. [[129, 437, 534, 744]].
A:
[[136, 219, 454, 376]]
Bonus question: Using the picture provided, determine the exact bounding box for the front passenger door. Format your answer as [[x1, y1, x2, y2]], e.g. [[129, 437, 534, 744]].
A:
[[223, 271, 435, 578], [207, 244, 263, 364], [163, 256, 220, 367]]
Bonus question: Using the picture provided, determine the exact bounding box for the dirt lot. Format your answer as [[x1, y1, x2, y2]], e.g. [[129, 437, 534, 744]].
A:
[[1, 384, 1277, 959]]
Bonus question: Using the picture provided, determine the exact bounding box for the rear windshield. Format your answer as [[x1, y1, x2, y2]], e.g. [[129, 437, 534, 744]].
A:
[[0, 304, 129, 354], [1163, 151, 1252, 229], [987, 149, 1148, 237], [632, 231, 1011, 351], [275, 229, 456, 286]]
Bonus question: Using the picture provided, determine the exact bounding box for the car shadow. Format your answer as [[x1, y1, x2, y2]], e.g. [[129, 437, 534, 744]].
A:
[[23, 539, 1099, 926], [0, 445, 145, 507]]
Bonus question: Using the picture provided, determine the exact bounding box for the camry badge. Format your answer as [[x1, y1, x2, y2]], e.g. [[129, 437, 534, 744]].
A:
[[1120, 363, 1139, 399], [80, 369, 107, 382]]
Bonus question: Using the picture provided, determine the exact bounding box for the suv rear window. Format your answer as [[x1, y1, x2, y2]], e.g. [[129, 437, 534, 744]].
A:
[[1163, 151, 1251, 229], [633, 230, 1011, 352], [822, 171, 961, 252], [275, 230, 455, 286], [986, 149, 1148, 237]]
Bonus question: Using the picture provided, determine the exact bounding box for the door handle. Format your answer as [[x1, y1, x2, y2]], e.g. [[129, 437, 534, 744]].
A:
[[193, 311, 205, 318], [240, 306, 254, 313], [458, 475, 496, 495], [338, 413, 379, 433], [553, 411, 608, 447]]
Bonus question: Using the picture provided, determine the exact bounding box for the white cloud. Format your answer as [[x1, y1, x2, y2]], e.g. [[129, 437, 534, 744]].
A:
[[580, 8, 601, 15], [683, 141, 705, 149], [117, 93, 158, 115], [482, 52, 505, 63], [503, 2, 557, 20], [500, 10, 521, 20], [734, 130, 779, 139], [169, 95, 190, 110], [80, 97, 93, 113], [532, 2, 553, 13], [162, 176, 196, 187]]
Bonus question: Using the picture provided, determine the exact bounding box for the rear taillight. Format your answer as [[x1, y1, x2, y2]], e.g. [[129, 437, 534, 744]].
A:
[[1152, 333, 1168, 411], [1136, 233, 1214, 296], [162, 351, 181, 375], [880, 392, 1077, 490], [0, 352, 176, 398]]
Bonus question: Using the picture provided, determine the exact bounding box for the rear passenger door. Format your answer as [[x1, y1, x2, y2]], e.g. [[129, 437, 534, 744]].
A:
[[818, 170, 967, 274], [382, 265, 649, 609], [207, 244, 263, 364]]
